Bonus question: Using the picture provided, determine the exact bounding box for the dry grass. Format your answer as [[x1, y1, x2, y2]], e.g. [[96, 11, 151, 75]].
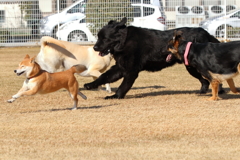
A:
[[1, 46, 240, 160]]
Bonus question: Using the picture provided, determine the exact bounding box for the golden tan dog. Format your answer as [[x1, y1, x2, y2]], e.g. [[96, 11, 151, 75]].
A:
[[36, 36, 112, 93], [7, 55, 87, 110]]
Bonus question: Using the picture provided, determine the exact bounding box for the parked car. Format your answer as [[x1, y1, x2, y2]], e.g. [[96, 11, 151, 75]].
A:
[[131, 3, 167, 30], [56, 17, 96, 42], [56, 3, 167, 42], [39, 0, 86, 37], [199, 9, 240, 38]]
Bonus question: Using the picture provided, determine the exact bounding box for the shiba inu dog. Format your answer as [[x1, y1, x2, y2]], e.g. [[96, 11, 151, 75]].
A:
[[7, 54, 87, 110]]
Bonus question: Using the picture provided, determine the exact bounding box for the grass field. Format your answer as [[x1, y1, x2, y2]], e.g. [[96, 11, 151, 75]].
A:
[[1, 46, 240, 160]]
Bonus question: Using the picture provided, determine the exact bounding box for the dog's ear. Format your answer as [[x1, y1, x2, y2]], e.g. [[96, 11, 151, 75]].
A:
[[114, 28, 128, 52], [175, 31, 183, 41], [108, 20, 115, 25], [119, 17, 127, 25], [30, 56, 36, 63], [24, 54, 30, 59], [172, 31, 183, 50], [113, 18, 128, 51], [115, 17, 127, 29]]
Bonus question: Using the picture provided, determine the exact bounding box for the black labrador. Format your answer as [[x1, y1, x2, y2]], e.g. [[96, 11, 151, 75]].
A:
[[84, 17, 223, 99]]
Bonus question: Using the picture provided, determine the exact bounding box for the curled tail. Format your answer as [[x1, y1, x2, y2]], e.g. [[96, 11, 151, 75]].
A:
[[41, 36, 66, 49]]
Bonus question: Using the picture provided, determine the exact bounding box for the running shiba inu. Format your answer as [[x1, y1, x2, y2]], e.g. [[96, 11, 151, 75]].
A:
[[7, 54, 87, 110]]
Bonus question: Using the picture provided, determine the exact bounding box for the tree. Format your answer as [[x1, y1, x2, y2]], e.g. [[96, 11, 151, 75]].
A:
[[86, 0, 133, 36]]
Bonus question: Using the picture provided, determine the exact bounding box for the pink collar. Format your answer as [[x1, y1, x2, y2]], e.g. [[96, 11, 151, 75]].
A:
[[184, 42, 192, 65]]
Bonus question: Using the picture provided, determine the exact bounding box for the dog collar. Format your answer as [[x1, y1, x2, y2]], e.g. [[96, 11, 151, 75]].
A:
[[27, 71, 43, 80], [184, 42, 192, 66]]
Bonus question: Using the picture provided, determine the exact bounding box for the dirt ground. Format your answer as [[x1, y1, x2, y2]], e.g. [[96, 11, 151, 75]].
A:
[[1, 46, 240, 160]]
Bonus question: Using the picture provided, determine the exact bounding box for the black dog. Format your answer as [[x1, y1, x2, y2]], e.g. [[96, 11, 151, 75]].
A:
[[84, 17, 222, 99], [167, 31, 240, 100]]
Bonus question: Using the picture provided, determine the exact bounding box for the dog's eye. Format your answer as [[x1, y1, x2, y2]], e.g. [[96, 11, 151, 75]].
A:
[[21, 65, 25, 68]]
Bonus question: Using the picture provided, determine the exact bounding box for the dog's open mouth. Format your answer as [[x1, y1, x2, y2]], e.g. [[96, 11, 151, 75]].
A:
[[99, 49, 111, 57], [16, 71, 25, 76], [166, 54, 172, 62]]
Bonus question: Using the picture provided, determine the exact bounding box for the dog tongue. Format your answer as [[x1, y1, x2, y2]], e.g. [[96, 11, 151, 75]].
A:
[[166, 54, 172, 62]]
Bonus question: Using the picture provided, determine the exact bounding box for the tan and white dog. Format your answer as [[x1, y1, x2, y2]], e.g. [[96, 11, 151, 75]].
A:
[[7, 54, 87, 110], [36, 36, 112, 93]]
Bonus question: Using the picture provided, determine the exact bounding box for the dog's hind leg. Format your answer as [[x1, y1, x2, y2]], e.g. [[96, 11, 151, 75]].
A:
[[208, 80, 222, 101], [68, 91, 78, 110], [186, 66, 225, 94], [227, 78, 240, 93]]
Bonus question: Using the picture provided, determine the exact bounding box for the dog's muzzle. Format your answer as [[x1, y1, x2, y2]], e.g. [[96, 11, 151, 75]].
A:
[[14, 70, 25, 76], [99, 49, 111, 57]]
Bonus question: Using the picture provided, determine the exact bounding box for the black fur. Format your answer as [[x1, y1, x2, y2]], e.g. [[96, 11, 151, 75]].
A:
[[167, 31, 240, 100], [84, 17, 222, 99]]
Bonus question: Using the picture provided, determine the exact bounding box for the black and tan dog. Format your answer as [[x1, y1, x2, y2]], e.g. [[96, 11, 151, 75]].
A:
[[167, 31, 240, 100]]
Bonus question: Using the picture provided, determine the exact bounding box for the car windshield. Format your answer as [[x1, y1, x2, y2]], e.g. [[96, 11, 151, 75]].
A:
[[61, 1, 86, 13], [226, 8, 239, 15]]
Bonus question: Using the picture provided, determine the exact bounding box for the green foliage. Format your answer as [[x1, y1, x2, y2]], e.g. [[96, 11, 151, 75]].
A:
[[86, 0, 133, 36]]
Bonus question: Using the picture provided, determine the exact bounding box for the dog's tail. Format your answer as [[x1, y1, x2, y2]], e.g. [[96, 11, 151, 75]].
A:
[[70, 65, 87, 74], [78, 91, 87, 100], [40, 36, 66, 49]]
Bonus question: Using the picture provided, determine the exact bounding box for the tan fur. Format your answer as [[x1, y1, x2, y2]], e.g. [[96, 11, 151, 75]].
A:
[[7, 55, 87, 110], [36, 36, 112, 93], [207, 64, 240, 100]]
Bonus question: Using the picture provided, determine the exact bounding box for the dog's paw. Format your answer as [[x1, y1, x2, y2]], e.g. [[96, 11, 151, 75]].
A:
[[105, 94, 123, 99], [7, 98, 15, 103], [207, 96, 222, 101], [71, 107, 77, 110], [12, 94, 19, 99], [84, 83, 98, 90], [106, 89, 112, 93]]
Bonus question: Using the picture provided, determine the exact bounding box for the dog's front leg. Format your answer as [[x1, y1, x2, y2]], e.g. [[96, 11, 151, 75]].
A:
[[7, 85, 29, 103], [84, 65, 123, 90], [208, 80, 221, 101], [7, 87, 39, 103], [105, 71, 139, 99]]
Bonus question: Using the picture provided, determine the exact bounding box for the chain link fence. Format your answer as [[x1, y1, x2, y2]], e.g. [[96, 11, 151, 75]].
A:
[[0, 0, 239, 47]]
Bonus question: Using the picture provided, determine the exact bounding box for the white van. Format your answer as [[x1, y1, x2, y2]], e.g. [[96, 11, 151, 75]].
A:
[[39, 0, 86, 37]]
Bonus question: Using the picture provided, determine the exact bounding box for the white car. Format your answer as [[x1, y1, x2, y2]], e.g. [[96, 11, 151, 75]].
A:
[[40, 0, 86, 37], [199, 9, 240, 38], [56, 18, 96, 42], [56, 3, 167, 42], [130, 3, 167, 30]]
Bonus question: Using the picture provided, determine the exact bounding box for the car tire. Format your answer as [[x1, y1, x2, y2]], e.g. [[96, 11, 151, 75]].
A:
[[67, 30, 88, 42]]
